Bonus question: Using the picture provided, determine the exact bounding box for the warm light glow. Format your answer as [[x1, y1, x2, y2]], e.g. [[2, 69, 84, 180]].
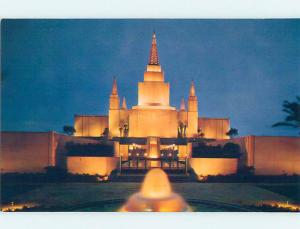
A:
[[1, 202, 38, 212], [198, 118, 230, 139], [141, 169, 172, 199], [198, 175, 208, 181], [119, 169, 190, 212], [190, 158, 238, 177], [74, 115, 108, 137], [129, 106, 178, 138], [67, 157, 118, 176], [259, 201, 300, 211]]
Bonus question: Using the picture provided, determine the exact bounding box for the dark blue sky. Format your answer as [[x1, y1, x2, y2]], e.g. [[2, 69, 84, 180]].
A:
[[2, 19, 300, 136]]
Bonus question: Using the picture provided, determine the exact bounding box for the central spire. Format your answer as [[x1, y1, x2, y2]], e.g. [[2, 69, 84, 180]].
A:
[[148, 32, 159, 65]]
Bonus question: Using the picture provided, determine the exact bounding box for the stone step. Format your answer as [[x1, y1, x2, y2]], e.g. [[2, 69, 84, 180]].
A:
[[110, 173, 196, 183], [120, 168, 187, 175]]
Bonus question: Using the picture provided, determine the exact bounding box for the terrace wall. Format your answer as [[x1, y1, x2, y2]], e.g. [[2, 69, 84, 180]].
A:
[[189, 158, 238, 176], [245, 136, 300, 175], [66, 157, 118, 176], [211, 136, 300, 175], [2, 131, 299, 176], [1, 132, 56, 173], [1, 132, 101, 173]]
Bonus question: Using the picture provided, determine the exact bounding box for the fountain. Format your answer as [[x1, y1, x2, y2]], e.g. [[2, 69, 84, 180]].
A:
[[120, 168, 191, 212]]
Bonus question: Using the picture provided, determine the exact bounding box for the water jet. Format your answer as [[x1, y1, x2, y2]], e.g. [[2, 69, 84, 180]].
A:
[[120, 168, 191, 212]]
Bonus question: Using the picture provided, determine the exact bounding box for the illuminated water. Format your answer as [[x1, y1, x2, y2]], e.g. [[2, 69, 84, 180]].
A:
[[64, 199, 252, 212]]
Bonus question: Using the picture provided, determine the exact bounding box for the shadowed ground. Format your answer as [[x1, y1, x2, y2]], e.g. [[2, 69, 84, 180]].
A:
[[2, 182, 299, 211]]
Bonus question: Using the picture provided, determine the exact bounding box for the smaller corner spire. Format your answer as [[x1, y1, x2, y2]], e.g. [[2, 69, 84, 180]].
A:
[[111, 77, 118, 95], [122, 97, 127, 110], [180, 98, 186, 111], [189, 80, 196, 97]]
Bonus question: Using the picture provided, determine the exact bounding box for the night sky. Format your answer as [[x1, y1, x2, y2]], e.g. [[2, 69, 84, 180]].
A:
[[2, 19, 300, 136]]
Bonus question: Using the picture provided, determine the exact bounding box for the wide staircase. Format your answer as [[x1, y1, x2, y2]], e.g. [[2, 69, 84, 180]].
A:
[[110, 168, 197, 182]]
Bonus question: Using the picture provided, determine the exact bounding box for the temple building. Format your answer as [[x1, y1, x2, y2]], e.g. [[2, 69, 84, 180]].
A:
[[75, 33, 229, 140], [1, 33, 300, 179], [73, 33, 230, 163]]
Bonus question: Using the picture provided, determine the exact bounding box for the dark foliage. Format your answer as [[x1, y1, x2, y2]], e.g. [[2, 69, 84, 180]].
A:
[[192, 142, 241, 158], [1, 171, 107, 183], [197, 174, 300, 183], [238, 166, 255, 176], [223, 142, 241, 154], [45, 166, 67, 182], [272, 96, 300, 134], [66, 142, 114, 157], [63, 125, 76, 135], [226, 128, 238, 138]]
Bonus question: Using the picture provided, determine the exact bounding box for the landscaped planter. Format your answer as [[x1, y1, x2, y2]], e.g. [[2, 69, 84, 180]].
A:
[[67, 156, 118, 176], [189, 158, 238, 177]]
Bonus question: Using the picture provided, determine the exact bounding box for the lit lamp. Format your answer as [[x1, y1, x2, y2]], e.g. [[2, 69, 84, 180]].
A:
[[119, 169, 191, 212]]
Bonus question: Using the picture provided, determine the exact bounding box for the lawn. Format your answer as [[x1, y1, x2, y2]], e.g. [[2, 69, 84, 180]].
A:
[[256, 183, 300, 204], [2, 182, 299, 212]]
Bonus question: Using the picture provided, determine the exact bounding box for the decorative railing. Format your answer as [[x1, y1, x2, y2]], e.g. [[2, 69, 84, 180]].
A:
[[160, 149, 179, 160], [128, 149, 147, 158], [121, 148, 186, 170]]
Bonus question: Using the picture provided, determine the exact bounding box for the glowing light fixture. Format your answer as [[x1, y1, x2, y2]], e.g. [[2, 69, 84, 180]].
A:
[[119, 169, 190, 212]]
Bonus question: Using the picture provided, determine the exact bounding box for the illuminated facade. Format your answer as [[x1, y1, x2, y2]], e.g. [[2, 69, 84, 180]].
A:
[[72, 33, 233, 169], [74, 33, 230, 162], [3, 33, 299, 178], [75, 33, 230, 140]]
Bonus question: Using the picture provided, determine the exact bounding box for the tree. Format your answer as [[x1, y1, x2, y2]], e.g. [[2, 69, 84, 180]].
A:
[[63, 125, 76, 135], [226, 128, 238, 138], [272, 96, 300, 134], [119, 126, 123, 137], [123, 123, 129, 137], [183, 124, 187, 138], [223, 142, 241, 154], [177, 122, 187, 138]]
